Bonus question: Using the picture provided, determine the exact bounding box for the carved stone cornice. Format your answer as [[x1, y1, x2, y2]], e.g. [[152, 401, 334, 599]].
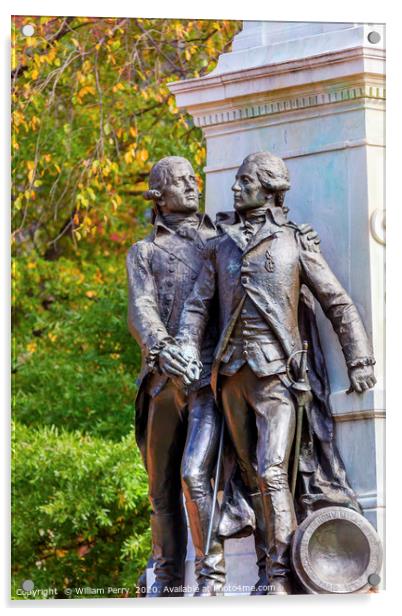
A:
[[192, 82, 385, 128], [169, 46, 385, 128]]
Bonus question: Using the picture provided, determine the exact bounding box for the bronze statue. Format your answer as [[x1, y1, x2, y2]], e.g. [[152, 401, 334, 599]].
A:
[[126, 156, 226, 596], [165, 151, 376, 595]]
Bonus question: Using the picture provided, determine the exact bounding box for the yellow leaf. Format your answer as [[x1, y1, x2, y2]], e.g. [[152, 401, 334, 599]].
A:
[[124, 150, 133, 164], [27, 341, 37, 354], [195, 147, 206, 166], [175, 23, 184, 36], [137, 149, 149, 162], [78, 86, 95, 99], [77, 194, 89, 207]]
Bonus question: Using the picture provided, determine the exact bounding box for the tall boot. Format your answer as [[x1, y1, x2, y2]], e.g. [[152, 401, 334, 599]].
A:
[[185, 495, 226, 596], [259, 485, 297, 595], [148, 509, 187, 598], [249, 493, 269, 595]]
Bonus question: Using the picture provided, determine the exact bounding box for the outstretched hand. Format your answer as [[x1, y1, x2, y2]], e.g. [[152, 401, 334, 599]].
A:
[[347, 365, 376, 394]]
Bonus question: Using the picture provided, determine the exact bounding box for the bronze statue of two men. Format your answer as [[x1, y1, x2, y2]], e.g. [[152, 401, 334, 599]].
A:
[[126, 152, 376, 597]]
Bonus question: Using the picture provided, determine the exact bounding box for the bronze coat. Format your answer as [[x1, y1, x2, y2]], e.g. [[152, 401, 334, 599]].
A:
[[177, 206, 374, 397], [126, 213, 218, 461], [176, 206, 374, 527]]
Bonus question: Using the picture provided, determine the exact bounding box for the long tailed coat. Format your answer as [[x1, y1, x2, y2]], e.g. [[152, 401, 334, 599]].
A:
[[126, 213, 218, 463], [176, 205, 375, 528]]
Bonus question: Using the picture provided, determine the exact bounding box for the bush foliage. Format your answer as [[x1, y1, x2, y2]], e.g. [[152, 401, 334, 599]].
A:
[[12, 253, 142, 440], [12, 421, 150, 599]]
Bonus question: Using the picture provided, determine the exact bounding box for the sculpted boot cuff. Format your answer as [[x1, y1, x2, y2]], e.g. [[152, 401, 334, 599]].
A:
[[149, 510, 187, 597]]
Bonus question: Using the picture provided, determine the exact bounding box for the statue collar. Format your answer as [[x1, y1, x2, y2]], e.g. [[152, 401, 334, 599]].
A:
[[216, 205, 288, 228], [216, 205, 286, 254], [152, 211, 215, 238]]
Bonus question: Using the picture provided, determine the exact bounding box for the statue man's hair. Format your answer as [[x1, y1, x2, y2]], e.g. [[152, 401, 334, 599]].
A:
[[242, 151, 290, 208], [143, 156, 193, 202]]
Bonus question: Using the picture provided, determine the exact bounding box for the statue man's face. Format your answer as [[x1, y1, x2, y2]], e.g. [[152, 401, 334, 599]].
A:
[[160, 161, 199, 214], [231, 162, 270, 212]]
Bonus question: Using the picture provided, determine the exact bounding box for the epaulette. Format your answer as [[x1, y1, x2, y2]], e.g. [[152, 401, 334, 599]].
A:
[[292, 222, 321, 253]]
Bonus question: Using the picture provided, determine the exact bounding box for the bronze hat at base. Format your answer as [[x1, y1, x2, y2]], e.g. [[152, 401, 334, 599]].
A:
[[291, 506, 383, 594]]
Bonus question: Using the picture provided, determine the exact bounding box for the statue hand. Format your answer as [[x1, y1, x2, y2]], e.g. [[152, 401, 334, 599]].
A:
[[185, 358, 203, 383], [348, 365, 376, 393], [298, 223, 321, 252], [159, 345, 202, 386], [159, 345, 191, 380], [178, 345, 203, 384]]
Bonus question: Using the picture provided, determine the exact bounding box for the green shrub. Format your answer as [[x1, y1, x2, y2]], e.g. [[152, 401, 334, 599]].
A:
[[12, 253, 142, 440], [12, 421, 150, 599]]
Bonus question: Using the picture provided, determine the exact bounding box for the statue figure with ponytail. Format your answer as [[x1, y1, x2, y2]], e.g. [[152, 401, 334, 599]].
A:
[[164, 151, 376, 595], [126, 156, 225, 597]]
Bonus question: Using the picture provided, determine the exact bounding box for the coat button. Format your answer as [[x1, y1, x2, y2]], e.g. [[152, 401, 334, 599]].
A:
[[169, 255, 175, 262], [168, 267, 175, 273], [165, 294, 173, 301], [166, 280, 173, 287], [241, 276, 248, 285], [242, 350, 249, 359]]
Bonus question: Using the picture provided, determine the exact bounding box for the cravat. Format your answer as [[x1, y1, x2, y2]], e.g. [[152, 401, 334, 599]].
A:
[[241, 215, 266, 242]]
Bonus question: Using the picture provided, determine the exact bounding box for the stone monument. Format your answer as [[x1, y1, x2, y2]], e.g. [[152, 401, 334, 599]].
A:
[[169, 20, 385, 592]]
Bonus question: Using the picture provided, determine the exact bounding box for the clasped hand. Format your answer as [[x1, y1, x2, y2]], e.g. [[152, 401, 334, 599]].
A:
[[159, 344, 202, 386]]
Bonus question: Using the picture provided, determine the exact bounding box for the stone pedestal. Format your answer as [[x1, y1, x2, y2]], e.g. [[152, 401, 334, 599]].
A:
[[169, 20, 385, 593]]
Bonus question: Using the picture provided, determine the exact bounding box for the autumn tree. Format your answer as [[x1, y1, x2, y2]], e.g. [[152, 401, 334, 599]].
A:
[[12, 16, 240, 258]]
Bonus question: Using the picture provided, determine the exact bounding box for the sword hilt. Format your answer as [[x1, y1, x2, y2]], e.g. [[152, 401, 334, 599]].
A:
[[286, 341, 311, 392]]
